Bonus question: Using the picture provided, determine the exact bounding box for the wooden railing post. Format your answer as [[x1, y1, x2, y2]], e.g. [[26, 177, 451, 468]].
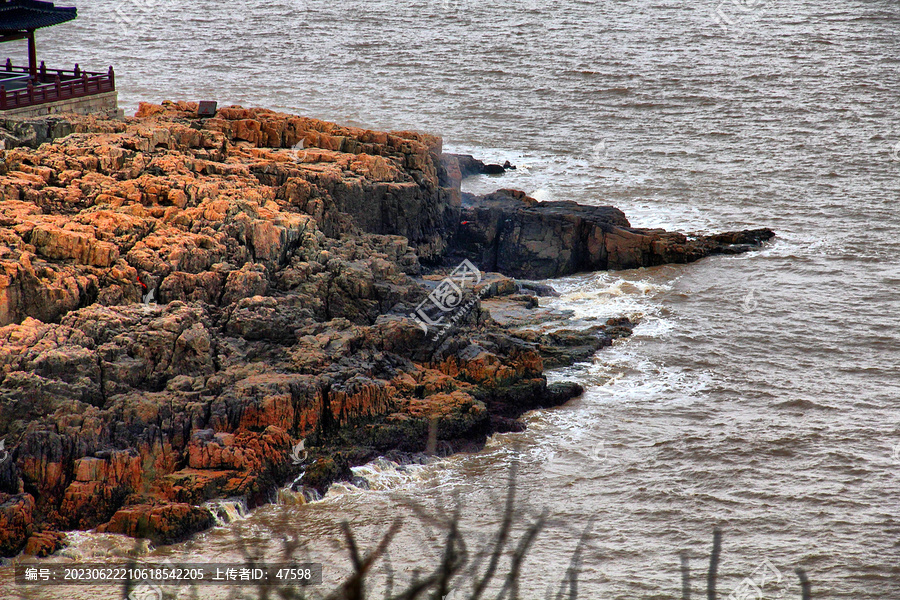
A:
[[0, 62, 120, 109]]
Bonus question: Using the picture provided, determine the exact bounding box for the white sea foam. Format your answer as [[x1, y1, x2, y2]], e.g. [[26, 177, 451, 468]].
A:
[[205, 497, 250, 526], [11, 2, 898, 596]]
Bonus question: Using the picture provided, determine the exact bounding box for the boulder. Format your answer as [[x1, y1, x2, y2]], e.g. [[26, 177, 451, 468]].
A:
[[97, 503, 215, 545], [22, 530, 66, 557], [0, 493, 34, 556]]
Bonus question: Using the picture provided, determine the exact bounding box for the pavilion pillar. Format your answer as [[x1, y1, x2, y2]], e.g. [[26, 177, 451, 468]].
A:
[[27, 29, 37, 80]]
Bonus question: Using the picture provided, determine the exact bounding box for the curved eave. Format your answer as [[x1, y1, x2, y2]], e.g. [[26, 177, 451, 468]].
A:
[[0, 3, 77, 34]]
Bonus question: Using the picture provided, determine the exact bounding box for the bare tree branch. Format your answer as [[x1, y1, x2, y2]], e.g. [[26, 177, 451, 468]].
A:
[[468, 464, 518, 600], [707, 528, 722, 600], [554, 517, 594, 600], [796, 567, 811, 600], [680, 550, 691, 600], [497, 509, 546, 600], [326, 519, 404, 600]]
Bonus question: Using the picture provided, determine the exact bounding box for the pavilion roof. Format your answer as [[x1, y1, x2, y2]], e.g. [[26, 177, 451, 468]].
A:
[[0, 0, 76, 33]]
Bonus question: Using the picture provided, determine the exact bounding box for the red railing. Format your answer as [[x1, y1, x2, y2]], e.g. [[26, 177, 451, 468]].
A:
[[0, 60, 116, 111]]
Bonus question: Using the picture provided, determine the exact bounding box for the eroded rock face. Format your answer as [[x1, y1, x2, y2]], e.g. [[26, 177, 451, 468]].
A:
[[451, 189, 774, 279], [0, 103, 456, 328], [0, 102, 772, 555], [0, 104, 569, 554], [0, 493, 34, 556]]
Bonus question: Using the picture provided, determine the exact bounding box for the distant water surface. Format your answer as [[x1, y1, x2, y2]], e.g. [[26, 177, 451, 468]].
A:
[[4, 0, 900, 597]]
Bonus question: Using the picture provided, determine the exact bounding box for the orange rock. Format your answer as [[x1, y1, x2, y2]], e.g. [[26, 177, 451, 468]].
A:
[[30, 224, 119, 267], [0, 493, 34, 556], [22, 530, 66, 557], [0, 102, 591, 557], [97, 503, 215, 544]]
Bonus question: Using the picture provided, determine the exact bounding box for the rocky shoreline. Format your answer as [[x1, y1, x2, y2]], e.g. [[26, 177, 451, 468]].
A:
[[0, 102, 773, 558]]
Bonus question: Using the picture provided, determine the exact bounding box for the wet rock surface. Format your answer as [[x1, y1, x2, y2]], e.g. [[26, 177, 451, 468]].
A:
[[0, 102, 772, 555]]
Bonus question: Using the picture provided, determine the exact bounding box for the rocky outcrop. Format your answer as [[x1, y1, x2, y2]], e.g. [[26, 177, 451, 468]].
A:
[[0, 104, 566, 554], [0, 116, 79, 150], [0, 493, 34, 556], [451, 189, 774, 279], [96, 503, 216, 545], [0, 102, 773, 556], [0, 102, 457, 329], [439, 153, 512, 189]]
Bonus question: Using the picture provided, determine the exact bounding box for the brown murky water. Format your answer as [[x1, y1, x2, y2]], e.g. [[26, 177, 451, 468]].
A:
[[4, 0, 900, 597]]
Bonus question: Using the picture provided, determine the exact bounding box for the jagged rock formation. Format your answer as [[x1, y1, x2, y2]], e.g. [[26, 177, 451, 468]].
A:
[[449, 188, 775, 279], [0, 102, 773, 557]]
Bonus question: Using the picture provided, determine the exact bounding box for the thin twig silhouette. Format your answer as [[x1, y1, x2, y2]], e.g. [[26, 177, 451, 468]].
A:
[[680, 550, 691, 600], [707, 527, 722, 600], [796, 567, 811, 600]]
